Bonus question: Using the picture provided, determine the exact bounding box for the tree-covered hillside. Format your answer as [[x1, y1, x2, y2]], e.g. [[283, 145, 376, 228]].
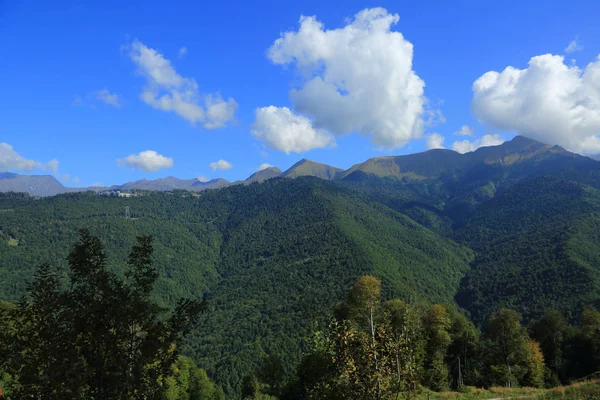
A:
[[454, 176, 600, 324], [2, 137, 600, 396], [0, 178, 473, 395]]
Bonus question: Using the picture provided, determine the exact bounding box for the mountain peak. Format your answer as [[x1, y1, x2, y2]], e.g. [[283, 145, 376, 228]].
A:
[[245, 167, 282, 184], [283, 159, 343, 181]]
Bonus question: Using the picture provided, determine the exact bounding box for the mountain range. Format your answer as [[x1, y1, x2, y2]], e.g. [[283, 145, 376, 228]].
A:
[[2, 135, 600, 395], [2, 136, 595, 198]]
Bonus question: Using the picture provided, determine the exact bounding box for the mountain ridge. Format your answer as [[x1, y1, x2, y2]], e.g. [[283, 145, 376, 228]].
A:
[[1, 136, 597, 197]]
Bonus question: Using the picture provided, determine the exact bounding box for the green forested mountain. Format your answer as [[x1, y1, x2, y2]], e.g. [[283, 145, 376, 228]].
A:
[[1, 136, 600, 396], [454, 176, 600, 324], [0, 179, 472, 395]]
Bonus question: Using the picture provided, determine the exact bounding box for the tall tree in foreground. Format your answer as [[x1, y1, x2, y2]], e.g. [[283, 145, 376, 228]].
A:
[[529, 309, 566, 384], [486, 309, 530, 387], [0, 229, 205, 399], [423, 305, 451, 391]]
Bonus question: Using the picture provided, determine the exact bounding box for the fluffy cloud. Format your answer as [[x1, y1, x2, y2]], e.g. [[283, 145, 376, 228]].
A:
[[452, 134, 504, 154], [94, 89, 122, 107], [252, 106, 335, 153], [258, 8, 426, 151], [0, 143, 59, 174], [257, 163, 274, 171], [454, 125, 473, 136], [128, 40, 237, 129], [178, 46, 187, 58], [196, 176, 208, 182], [472, 54, 600, 154], [565, 37, 583, 54], [425, 133, 445, 150], [117, 150, 174, 172], [209, 159, 233, 171]]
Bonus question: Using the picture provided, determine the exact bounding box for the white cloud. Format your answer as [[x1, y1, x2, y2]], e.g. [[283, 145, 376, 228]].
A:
[[209, 159, 233, 171], [472, 54, 600, 154], [196, 175, 208, 182], [262, 8, 426, 149], [257, 163, 274, 171], [94, 89, 122, 107], [128, 40, 237, 129], [565, 37, 583, 54], [178, 46, 188, 58], [454, 125, 473, 136], [452, 134, 505, 154], [425, 133, 445, 150], [0, 143, 59, 174], [252, 106, 335, 153], [117, 150, 174, 172]]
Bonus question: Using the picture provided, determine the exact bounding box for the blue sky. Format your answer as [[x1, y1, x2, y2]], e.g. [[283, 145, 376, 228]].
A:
[[1, 0, 599, 186]]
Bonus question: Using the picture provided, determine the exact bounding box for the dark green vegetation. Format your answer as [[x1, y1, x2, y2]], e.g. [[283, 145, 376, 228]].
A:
[[0, 230, 205, 399], [1, 136, 600, 397], [247, 276, 600, 399]]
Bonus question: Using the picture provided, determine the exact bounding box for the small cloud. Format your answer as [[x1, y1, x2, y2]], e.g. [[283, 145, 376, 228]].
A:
[[178, 46, 187, 58], [72, 177, 80, 184], [565, 37, 583, 54], [196, 175, 209, 182], [425, 133, 445, 150], [73, 90, 123, 108], [94, 89, 122, 107], [452, 134, 504, 154], [209, 159, 233, 171], [127, 39, 237, 129], [257, 163, 274, 171], [252, 106, 335, 154], [0, 143, 59, 174], [61, 174, 70, 182], [454, 125, 473, 136], [117, 150, 174, 172]]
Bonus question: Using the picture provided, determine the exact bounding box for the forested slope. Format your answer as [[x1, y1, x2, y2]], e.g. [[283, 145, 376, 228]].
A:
[[0, 179, 473, 395], [454, 176, 600, 324]]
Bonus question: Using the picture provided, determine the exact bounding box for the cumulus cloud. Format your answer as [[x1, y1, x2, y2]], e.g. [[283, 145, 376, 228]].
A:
[[178, 46, 187, 58], [117, 150, 174, 172], [454, 125, 473, 136], [128, 40, 237, 129], [209, 159, 233, 171], [0, 143, 59, 174], [257, 163, 274, 171], [196, 175, 209, 182], [565, 37, 583, 54], [258, 8, 426, 150], [94, 89, 122, 107], [452, 134, 505, 154], [472, 54, 600, 154], [426, 133, 445, 150], [252, 106, 335, 153]]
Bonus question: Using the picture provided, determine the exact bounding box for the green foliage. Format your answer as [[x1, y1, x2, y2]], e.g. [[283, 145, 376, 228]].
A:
[[163, 356, 225, 400], [0, 231, 203, 399], [3, 135, 600, 395]]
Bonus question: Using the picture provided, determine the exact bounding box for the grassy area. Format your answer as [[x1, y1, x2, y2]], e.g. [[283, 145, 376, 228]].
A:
[[425, 380, 600, 400], [536, 380, 600, 399]]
